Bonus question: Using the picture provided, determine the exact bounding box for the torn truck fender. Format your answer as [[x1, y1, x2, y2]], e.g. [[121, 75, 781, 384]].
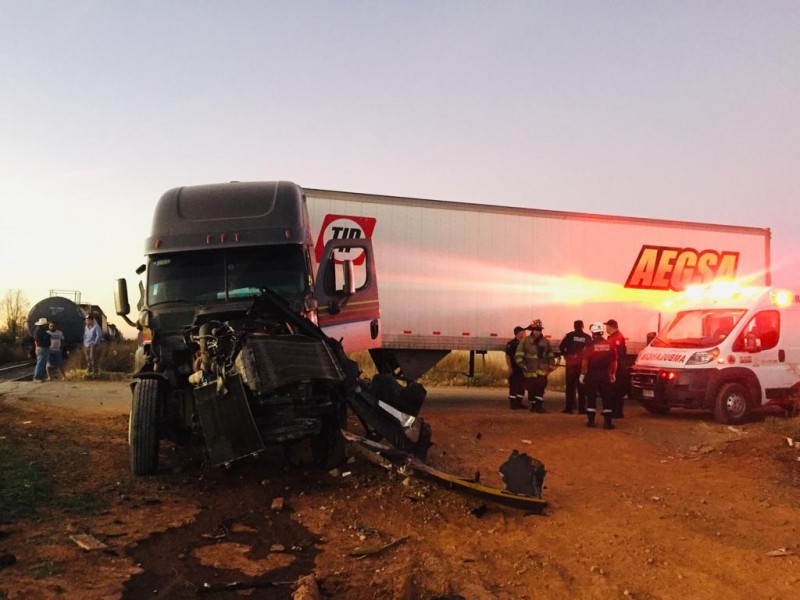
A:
[[343, 431, 547, 513], [347, 386, 432, 460]]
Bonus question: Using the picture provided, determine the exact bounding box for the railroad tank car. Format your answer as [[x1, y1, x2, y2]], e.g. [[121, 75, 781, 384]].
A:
[[26, 296, 94, 354]]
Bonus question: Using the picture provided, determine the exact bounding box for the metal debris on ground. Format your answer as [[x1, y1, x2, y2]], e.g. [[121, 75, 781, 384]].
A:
[[349, 535, 410, 559], [69, 533, 107, 551], [344, 431, 547, 513]]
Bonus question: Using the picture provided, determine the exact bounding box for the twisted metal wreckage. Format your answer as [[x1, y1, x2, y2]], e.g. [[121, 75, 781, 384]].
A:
[[171, 289, 547, 513]]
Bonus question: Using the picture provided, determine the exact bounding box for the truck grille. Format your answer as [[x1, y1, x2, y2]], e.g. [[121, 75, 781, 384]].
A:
[[236, 334, 345, 395]]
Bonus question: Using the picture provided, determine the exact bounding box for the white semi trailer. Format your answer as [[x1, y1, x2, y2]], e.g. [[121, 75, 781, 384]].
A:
[[305, 188, 771, 379]]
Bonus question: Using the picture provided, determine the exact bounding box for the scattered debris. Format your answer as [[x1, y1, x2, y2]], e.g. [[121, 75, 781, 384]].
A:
[[198, 578, 292, 594], [726, 426, 743, 434], [271, 497, 285, 512], [344, 431, 547, 512], [69, 533, 107, 551], [270, 544, 285, 553], [766, 548, 794, 557], [470, 504, 488, 518], [499, 450, 546, 498], [293, 574, 322, 600], [520, 439, 532, 445], [349, 535, 410, 559]]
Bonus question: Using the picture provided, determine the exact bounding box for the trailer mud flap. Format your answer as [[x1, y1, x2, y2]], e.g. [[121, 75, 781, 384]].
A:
[[194, 373, 265, 467], [344, 432, 547, 513]]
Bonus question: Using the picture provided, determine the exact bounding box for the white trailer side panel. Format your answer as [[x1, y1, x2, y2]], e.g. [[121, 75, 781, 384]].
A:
[[306, 189, 770, 354]]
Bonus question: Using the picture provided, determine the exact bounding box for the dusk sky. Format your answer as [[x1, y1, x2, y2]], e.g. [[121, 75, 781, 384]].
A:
[[1, 1, 798, 336]]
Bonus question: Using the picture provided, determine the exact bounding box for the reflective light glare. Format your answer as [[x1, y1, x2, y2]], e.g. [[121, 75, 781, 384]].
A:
[[771, 289, 794, 308]]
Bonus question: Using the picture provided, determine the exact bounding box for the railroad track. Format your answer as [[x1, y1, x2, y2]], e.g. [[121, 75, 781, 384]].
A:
[[0, 361, 36, 383]]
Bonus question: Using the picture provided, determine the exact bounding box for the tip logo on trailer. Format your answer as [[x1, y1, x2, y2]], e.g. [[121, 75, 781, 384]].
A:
[[314, 214, 377, 265]]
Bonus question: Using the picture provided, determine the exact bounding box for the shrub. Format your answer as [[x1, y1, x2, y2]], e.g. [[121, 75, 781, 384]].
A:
[[64, 339, 139, 378]]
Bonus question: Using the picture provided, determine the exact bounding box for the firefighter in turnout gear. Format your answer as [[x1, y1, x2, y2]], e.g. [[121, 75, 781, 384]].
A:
[[579, 322, 618, 429], [559, 320, 590, 414], [505, 326, 527, 410], [515, 319, 556, 413]]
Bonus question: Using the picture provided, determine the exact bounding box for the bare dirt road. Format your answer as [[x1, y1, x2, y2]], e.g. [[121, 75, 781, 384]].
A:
[[1, 380, 799, 600]]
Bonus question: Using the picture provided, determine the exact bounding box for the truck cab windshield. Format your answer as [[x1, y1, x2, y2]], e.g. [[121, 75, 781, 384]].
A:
[[650, 308, 746, 348], [148, 245, 309, 305]]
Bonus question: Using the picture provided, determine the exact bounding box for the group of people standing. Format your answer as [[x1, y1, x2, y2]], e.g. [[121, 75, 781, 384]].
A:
[[505, 318, 626, 430], [32, 318, 67, 382], [32, 314, 104, 381]]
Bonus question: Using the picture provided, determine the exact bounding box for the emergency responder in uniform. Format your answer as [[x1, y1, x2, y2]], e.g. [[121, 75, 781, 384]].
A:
[[515, 319, 556, 413], [505, 326, 527, 410], [579, 322, 618, 429], [558, 320, 590, 414], [605, 319, 627, 418]]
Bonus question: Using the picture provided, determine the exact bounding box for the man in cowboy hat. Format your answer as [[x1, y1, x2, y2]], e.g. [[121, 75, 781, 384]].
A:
[[32, 317, 52, 382]]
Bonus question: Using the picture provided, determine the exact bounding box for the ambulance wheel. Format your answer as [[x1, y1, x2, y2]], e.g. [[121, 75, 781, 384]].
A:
[[130, 379, 161, 475], [312, 404, 346, 469], [714, 382, 750, 424], [642, 401, 671, 415]]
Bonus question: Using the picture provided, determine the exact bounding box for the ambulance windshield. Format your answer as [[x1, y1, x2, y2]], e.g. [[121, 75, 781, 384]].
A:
[[651, 308, 747, 348]]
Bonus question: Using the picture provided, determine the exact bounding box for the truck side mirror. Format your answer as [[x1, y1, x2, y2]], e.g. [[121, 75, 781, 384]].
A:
[[115, 279, 130, 316], [115, 278, 141, 329]]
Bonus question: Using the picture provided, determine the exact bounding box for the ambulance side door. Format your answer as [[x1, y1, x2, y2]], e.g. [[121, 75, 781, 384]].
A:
[[732, 309, 794, 402]]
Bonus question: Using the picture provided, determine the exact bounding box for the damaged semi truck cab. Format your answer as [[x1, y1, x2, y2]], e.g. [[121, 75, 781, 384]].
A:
[[116, 181, 383, 475], [630, 286, 800, 424]]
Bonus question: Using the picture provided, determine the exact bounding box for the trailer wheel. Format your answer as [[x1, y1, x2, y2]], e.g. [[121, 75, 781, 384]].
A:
[[714, 382, 751, 424], [130, 379, 161, 475], [642, 401, 671, 415], [312, 404, 346, 469]]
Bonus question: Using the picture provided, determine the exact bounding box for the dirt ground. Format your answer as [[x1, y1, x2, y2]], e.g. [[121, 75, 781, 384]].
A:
[[0, 380, 799, 600]]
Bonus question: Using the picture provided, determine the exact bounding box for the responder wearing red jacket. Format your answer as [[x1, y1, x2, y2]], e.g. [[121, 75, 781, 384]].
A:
[[579, 322, 618, 429], [605, 319, 627, 418]]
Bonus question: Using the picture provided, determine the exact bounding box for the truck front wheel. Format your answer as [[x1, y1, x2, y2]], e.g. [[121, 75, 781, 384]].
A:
[[714, 382, 750, 424], [130, 379, 161, 475]]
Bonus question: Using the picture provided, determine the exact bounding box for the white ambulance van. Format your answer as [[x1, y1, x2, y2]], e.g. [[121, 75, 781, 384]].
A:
[[630, 285, 800, 424]]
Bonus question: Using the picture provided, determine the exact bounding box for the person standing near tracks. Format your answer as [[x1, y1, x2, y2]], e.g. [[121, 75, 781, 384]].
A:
[[83, 314, 103, 376], [580, 322, 618, 429], [515, 319, 555, 413], [605, 319, 627, 418], [505, 325, 527, 410], [32, 317, 51, 382], [46, 321, 68, 381], [558, 320, 590, 414]]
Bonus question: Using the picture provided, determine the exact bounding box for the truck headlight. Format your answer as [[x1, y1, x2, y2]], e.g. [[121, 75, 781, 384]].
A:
[[686, 347, 720, 365]]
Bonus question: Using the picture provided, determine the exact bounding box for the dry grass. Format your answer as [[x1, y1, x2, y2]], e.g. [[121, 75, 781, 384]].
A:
[[352, 350, 566, 390], [56, 342, 565, 389]]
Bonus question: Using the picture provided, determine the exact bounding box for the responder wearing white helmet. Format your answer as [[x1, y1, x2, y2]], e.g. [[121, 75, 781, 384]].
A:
[[579, 322, 618, 429]]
